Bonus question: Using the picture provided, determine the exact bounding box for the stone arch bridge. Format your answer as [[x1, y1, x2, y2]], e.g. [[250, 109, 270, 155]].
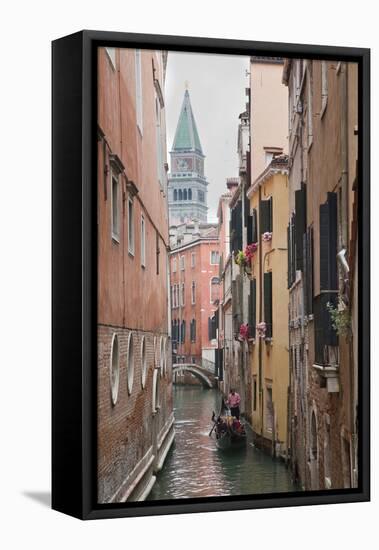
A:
[[172, 362, 217, 389]]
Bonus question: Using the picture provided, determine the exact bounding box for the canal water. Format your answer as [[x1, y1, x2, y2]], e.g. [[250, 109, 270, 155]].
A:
[[148, 386, 297, 500]]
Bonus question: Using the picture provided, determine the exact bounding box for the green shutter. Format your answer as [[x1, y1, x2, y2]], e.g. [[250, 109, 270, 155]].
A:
[[264, 272, 273, 338], [249, 279, 256, 338]]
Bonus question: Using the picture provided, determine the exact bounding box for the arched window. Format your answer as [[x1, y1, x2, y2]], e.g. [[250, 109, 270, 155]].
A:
[[110, 333, 120, 405], [160, 336, 165, 377], [210, 277, 220, 303], [152, 369, 160, 413], [183, 189, 187, 200], [179, 189, 183, 201], [188, 188, 192, 200], [127, 332, 134, 395], [141, 336, 147, 389], [174, 189, 177, 201]]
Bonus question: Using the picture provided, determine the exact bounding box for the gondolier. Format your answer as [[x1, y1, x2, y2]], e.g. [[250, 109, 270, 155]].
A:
[[227, 388, 241, 419]]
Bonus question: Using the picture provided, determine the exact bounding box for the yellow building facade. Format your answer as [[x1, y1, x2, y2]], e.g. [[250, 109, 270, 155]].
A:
[[247, 157, 289, 458]]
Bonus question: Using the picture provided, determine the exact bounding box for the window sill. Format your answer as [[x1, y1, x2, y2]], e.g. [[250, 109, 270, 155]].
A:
[[112, 233, 120, 244], [128, 249, 135, 258]]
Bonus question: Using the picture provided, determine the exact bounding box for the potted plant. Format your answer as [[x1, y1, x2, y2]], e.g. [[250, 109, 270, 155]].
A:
[[256, 321, 267, 338], [262, 232, 272, 242]]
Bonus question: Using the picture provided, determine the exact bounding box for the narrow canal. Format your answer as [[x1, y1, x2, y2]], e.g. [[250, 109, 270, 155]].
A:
[[148, 386, 297, 500]]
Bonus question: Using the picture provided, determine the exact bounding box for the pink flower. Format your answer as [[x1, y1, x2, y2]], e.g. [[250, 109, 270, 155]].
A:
[[239, 323, 249, 340], [245, 243, 258, 261]]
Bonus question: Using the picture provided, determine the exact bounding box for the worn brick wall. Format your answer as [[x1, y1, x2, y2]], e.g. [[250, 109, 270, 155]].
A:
[[97, 325, 172, 503]]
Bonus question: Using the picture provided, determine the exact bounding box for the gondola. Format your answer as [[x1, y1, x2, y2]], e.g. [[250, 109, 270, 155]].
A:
[[209, 401, 247, 450]]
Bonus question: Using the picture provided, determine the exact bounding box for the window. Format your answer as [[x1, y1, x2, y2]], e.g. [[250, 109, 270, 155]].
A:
[[310, 411, 318, 460], [180, 255, 185, 271], [188, 188, 192, 200], [141, 336, 147, 388], [264, 271, 273, 338], [172, 257, 177, 273], [135, 49, 143, 133], [260, 197, 273, 234], [174, 189, 178, 201], [141, 215, 146, 267], [210, 251, 220, 265], [183, 189, 187, 200], [210, 277, 220, 303], [152, 369, 160, 413], [111, 173, 120, 242], [248, 279, 256, 339], [265, 387, 273, 433], [127, 332, 135, 395], [265, 151, 273, 166], [127, 198, 135, 255], [175, 284, 179, 308], [321, 61, 328, 118], [105, 47, 116, 69], [180, 283, 185, 306], [198, 189, 205, 202], [191, 281, 196, 304], [191, 252, 195, 268], [160, 336, 165, 377], [179, 189, 183, 201], [253, 377, 257, 411], [190, 319, 196, 342], [110, 333, 120, 405]]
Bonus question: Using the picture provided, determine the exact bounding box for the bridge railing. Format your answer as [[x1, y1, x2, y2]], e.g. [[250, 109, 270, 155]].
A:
[[173, 359, 215, 375]]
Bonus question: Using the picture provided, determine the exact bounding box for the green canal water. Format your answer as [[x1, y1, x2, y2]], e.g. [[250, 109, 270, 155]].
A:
[[148, 386, 297, 500]]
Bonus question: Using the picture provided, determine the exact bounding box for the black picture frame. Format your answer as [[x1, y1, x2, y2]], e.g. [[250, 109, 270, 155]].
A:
[[52, 30, 370, 520]]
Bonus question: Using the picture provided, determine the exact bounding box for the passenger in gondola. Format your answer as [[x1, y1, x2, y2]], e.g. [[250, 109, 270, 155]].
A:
[[226, 388, 241, 419]]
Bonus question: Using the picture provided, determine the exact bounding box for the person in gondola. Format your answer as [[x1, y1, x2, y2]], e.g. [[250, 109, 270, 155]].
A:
[[226, 388, 241, 419]]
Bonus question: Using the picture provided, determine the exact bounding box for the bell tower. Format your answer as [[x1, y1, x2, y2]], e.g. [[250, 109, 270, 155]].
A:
[[168, 88, 208, 225]]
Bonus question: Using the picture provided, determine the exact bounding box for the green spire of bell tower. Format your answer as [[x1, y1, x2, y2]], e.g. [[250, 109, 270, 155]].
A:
[[172, 89, 203, 154]]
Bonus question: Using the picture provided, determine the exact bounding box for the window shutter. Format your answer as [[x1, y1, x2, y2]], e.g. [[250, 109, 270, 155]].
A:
[[320, 192, 337, 291], [218, 348, 224, 382], [260, 199, 270, 234], [306, 226, 314, 314], [182, 320, 186, 343], [295, 184, 306, 271], [291, 213, 296, 284], [249, 279, 256, 338], [193, 320, 196, 342], [269, 196, 273, 232], [235, 199, 243, 250], [254, 208, 258, 242], [287, 224, 291, 288], [264, 272, 273, 338], [208, 317, 212, 340]]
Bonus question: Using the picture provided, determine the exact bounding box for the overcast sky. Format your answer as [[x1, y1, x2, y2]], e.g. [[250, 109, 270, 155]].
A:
[[165, 52, 249, 221]]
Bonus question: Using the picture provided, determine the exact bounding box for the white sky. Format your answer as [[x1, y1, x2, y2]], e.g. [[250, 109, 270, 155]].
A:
[[165, 52, 250, 221]]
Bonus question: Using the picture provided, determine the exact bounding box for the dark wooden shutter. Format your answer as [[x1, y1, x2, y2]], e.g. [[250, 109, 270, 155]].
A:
[[247, 214, 253, 243], [306, 226, 314, 314], [264, 272, 273, 338], [235, 199, 243, 250], [291, 213, 296, 284], [320, 192, 337, 291], [249, 279, 256, 338], [182, 320, 186, 343], [193, 319, 196, 342], [295, 184, 307, 271], [208, 317, 212, 340], [260, 199, 270, 234], [268, 196, 273, 232], [252, 208, 258, 243]]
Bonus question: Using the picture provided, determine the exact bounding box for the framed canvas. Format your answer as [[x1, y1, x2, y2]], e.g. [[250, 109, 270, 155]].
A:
[[52, 30, 370, 520]]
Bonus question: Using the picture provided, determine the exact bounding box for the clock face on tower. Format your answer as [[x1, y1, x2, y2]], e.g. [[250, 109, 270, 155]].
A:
[[176, 158, 189, 171]]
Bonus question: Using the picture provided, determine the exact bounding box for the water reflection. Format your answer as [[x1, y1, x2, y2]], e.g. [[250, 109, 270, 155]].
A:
[[148, 386, 297, 500]]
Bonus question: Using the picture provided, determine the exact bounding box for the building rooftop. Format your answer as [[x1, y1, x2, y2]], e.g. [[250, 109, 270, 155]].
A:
[[171, 90, 203, 155]]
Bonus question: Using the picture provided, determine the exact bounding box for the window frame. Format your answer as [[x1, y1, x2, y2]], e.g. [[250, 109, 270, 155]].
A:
[[210, 250, 220, 265], [111, 170, 120, 243], [128, 197, 135, 256], [140, 214, 146, 268]]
